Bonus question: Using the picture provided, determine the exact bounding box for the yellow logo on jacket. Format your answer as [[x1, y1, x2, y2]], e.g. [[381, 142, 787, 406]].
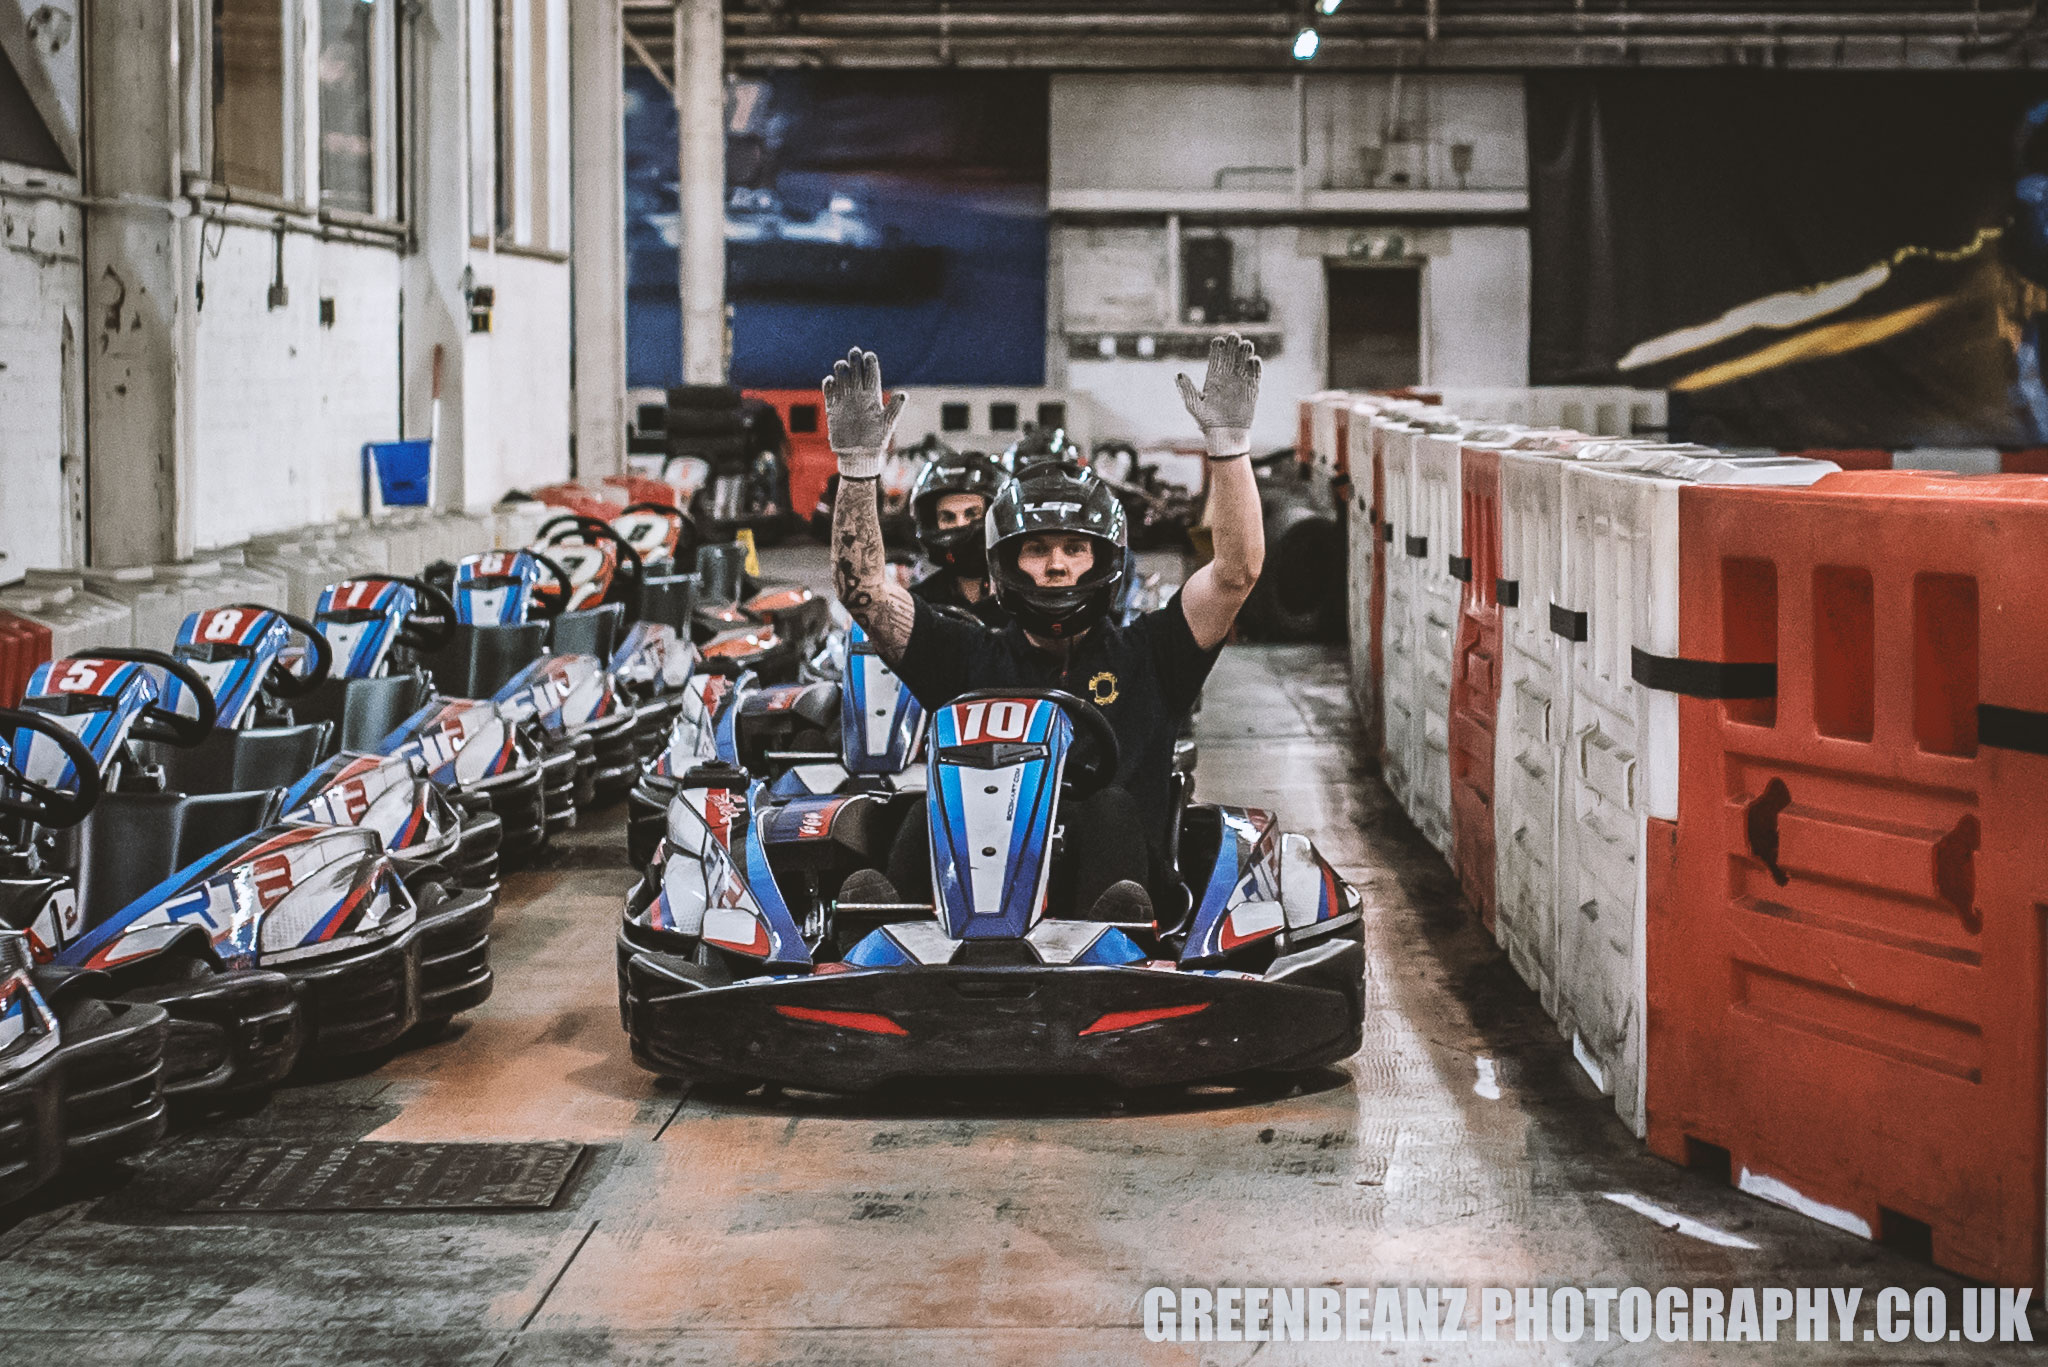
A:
[[1087, 671, 1119, 706]]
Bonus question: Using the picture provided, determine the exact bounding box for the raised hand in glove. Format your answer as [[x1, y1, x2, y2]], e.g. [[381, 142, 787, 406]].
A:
[[822, 347, 907, 481], [1176, 332, 1262, 458]]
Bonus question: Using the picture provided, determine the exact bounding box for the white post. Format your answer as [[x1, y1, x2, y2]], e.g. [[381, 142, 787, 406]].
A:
[[570, 0, 628, 474], [400, 0, 473, 510], [82, 0, 190, 566], [675, 0, 725, 384]]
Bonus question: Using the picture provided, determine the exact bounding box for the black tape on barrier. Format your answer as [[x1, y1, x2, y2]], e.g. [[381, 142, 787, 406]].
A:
[[1405, 535, 1429, 559], [1497, 579, 1520, 608], [1448, 555, 1473, 582], [1980, 704, 2048, 756], [1549, 603, 1587, 642], [1630, 647, 1776, 700], [1382, 523, 1394, 544]]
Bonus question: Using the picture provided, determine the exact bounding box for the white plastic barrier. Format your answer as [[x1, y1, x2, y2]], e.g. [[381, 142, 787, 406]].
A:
[[0, 586, 132, 661], [202, 550, 291, 619], [1408, 425, 1481, 857], [1431, 386, 1667, 440], [1343, 400, 1382, 729], [1374, 416, 1426, 815], [493, 500, 552, 551], [75, 567, 192, 648], [1551, 450, 1837, 1137]]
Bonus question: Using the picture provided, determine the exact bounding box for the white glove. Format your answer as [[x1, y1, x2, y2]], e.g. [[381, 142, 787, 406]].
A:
[[1176, 332, 1262, 458], [823, 347, 907, 480]]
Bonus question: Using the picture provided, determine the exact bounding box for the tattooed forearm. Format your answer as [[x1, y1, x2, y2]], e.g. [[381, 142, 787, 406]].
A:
[[830, 475, 917, 661]]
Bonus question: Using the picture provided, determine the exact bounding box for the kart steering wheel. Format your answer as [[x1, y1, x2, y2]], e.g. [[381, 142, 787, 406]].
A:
[[0, 707, 104, 829], [379, 575, 458, 653], [523, 549, 576, 621], [537, 513, 646, 619], [226, 604, 332, 698], [619, 500, 702, 567], [89, 648, 217, 746], [947, 687, 1119, 797]]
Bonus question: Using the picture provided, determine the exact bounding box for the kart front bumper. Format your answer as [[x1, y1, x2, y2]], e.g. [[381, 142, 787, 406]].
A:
[[618, 937, 1364, 1092], [624, 775, 675, 871], [290, 884, 496, 1057], [0, 999, 170, 1204], [123, 967, 302, 1102]]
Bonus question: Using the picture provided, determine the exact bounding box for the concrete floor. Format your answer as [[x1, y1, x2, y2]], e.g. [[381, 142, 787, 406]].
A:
[[0, 549, 2026, 1365]]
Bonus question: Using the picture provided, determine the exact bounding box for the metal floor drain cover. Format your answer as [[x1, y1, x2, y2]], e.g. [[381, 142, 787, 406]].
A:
[[188, 1141, 585, 1213]]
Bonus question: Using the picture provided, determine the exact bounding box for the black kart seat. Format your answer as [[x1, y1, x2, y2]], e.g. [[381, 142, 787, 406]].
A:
[[297, 673, 432, 753], [421, 622, 548, 701], [74, 787, 288, 928], [550, 604, 625, 661]]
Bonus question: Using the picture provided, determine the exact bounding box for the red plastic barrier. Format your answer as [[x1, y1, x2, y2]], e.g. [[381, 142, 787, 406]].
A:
[[529, 482, 623, 520], [1330, 404, 1352, 478], [1649, 470, 2048, 1285], [1296, 399, 1315, 468], [746, 389, 831, 516], [601, 473, 684, 508], [0, 610, 52, 708], [1448, 445, 1503, 932], [2000, 448, 2048, 473]]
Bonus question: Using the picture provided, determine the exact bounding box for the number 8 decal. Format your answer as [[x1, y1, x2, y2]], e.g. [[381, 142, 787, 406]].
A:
[[203, 609, 242, 642]]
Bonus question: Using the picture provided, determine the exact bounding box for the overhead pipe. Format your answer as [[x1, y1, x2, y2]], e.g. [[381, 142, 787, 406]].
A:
[[711, 8, 2032, 34]]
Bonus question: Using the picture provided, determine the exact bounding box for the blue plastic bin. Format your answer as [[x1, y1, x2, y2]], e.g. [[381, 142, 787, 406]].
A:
[[364, 440, 433, 507]]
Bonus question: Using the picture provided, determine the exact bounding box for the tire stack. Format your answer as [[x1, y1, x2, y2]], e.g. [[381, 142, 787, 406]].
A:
[[665, 384, 748, 534], [1239, 456, 1347, 642]]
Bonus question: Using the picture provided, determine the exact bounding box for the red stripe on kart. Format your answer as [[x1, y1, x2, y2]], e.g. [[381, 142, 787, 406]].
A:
[[773, 1004, 907, 1036], [1078, 1001, 1210, 1036]]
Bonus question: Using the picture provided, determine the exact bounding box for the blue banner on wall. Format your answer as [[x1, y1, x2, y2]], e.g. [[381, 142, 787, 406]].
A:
[[625, 69, 1049, 391]]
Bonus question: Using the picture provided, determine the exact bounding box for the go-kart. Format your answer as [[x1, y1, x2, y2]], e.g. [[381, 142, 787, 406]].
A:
[[304, 575, 511, 887], [622, 669, 751, 871], [617, 688, 1364, 1092], [3, 649, 491, 1101], [0, 711, 169, 1204]]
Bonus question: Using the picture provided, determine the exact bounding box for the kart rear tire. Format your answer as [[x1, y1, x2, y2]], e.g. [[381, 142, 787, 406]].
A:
[[667, 383, 743, 411]]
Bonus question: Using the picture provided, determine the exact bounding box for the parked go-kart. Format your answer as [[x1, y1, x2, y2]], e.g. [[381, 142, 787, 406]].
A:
[[305, 575, 509, 888], [3, 648, 492, 1103], [0, 710, 169, 1204], [617, 688, 1363, 1091]]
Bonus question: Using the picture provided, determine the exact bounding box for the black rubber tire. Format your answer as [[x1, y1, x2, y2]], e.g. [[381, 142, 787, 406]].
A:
[[667, 383, 743, 410], [667, 434, 749, 462], [1241, 493, 1345, 642], [665, 408, 746, 436], [56, 995, 115, 1034]]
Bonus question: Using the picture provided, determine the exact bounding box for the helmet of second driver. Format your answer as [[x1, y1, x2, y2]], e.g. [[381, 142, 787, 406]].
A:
[[909, 448, 1008, 577], [985, 462, 1129, 639]]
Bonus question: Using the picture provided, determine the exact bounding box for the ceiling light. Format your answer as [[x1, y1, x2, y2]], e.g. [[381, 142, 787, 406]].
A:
[[1317, 0, 1343, 13], [1293, 26, 1321, 60]]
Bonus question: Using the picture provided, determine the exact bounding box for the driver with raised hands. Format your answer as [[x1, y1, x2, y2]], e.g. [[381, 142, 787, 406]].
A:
[[825, 336, 1266, 923]]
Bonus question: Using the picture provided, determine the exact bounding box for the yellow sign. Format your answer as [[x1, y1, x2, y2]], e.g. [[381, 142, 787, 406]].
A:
[[1087, 670, 1119, 706], [735, 527, 761, 578]]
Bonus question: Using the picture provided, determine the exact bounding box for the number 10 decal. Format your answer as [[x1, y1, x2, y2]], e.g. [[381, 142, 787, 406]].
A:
[[955, 699, 1030, 744]]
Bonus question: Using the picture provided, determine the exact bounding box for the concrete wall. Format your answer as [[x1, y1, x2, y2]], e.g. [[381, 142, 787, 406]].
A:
[[0, 0, 593, 581], [1048, 72, 1531, 449], [189, 228, 404, 549], [0, 176, 84, 580], [458, 250, 573, 504]]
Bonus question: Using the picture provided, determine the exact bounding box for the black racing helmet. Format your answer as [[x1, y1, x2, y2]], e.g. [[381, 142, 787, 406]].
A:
[[1002, 425, 1083, 477], [909, 448, 1007, 576], [986, 463, 1128, 638]]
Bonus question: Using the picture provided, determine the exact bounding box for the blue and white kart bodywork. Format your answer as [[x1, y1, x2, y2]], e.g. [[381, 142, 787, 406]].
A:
[[763, 622, 927, 801], [491, 652, 640, 810], [2, 657, 493, 1103], [618, 691, 1364, 1091], [623, 670, 748, 869]]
